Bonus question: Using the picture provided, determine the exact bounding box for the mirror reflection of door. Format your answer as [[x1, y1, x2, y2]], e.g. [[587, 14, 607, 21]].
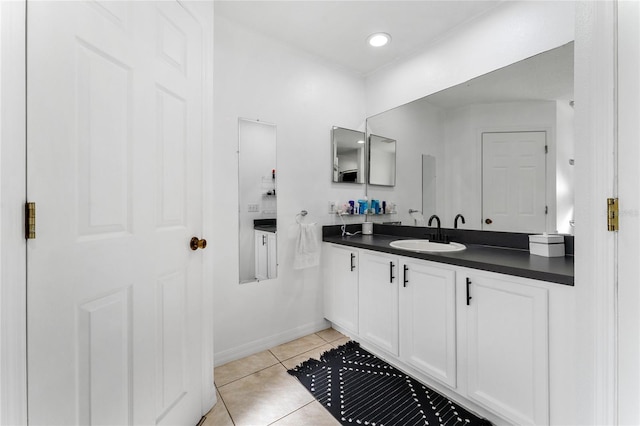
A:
[[422, 154, 437, 218], [482, 131, 547, 233], [238, 118, 277, 283], [369, 134, 397, 186]]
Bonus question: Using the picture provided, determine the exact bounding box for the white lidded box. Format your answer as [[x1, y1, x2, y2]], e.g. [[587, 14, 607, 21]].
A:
[[529, 233, 565, 257]]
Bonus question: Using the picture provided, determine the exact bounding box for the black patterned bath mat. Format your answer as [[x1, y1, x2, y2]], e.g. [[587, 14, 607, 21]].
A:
[[287, 341, 491, 426]]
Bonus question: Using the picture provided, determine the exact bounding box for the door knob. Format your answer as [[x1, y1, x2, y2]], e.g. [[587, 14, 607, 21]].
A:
[[190, 237, 207, 250], [485, 218, 493, 225]]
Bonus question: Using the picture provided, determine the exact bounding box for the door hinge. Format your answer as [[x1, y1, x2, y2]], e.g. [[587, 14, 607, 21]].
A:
[[545, 145, 548, 154], [25, 202, 36, 239], [607, 198, 619, 232], [545, 205, 548, 215]]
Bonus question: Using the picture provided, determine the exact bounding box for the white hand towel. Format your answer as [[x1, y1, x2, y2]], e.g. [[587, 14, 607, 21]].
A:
[[293, 222, 320, 270]]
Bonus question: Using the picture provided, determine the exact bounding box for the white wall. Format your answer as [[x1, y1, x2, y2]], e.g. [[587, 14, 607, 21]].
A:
[[213, 14, 366, 363], [365, 1, 576, 116]]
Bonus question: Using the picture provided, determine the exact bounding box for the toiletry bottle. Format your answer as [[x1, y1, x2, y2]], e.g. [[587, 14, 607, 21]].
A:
[[357, 200, 365, 215], [349, 200, 355, 215], [382, 201, 387, 214]]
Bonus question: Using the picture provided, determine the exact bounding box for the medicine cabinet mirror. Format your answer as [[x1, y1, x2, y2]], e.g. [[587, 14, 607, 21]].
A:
[[332, 126, 366, 184], [238, 118, 277, 284], [366, 42, 574, 234], [368, 134, 396, 186]]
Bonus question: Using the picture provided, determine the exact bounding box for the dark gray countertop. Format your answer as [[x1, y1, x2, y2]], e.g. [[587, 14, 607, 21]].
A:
[[323, 233, 574, 286], [254, 225, 277, 233], [254, 219, 276, 233]]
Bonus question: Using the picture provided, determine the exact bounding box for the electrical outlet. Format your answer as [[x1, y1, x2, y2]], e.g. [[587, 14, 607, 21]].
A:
[[328, 201, 337, 214], [248, 203, 259, 212]]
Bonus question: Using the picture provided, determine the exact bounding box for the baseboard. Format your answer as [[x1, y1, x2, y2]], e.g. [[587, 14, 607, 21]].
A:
[[214, 319, 330, 366]]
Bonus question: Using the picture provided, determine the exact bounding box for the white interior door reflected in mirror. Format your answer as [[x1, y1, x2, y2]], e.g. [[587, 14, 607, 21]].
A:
[[369, 134, 396, 186], [422, 154, 436, 216], [482, 131, 547, 233], [238, 118, 277, 284], [332, 126, 366, 183]]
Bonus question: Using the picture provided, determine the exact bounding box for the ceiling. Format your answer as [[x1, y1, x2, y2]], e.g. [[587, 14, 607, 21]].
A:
[[214, 1, 504, 76]]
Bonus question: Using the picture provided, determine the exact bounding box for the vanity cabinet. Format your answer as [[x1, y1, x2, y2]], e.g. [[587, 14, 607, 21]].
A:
[[399, 258, 457, 388], [323, 244, 359, 334], [322, 242, 557, 425], [358, 250, 399, 356], [254, 230, 276, 280], [463, 272, 549, 425]]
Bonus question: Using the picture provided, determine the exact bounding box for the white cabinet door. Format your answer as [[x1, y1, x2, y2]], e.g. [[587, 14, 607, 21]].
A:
[[255, 231, 269, 280], [359, 250, 399, 356], [267, 232, 277, 279], [399, 259, 457, 388], [465, 273, 549, 425], [323, 244, 359, 334]]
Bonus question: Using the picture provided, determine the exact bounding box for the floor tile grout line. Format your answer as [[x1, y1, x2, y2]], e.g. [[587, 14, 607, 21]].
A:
[[215, 359, 281, 388], [210, 386, 236, 426], [266, 400, 318, 426], [271, 342, 329, 365]]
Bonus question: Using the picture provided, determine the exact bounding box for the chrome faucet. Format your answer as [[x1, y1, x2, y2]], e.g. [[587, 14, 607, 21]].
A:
[[428, 215, 448, 243], [454, 214, 466, 229]]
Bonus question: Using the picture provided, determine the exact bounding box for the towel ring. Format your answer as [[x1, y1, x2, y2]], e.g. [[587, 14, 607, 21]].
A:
[[296, 210, 308, 224]]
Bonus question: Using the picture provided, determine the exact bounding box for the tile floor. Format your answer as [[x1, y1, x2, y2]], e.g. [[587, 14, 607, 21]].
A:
[[201, 328, 350, 426]]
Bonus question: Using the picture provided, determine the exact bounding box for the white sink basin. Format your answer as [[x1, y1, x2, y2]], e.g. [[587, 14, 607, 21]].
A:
[[389, 239, 466, 253]]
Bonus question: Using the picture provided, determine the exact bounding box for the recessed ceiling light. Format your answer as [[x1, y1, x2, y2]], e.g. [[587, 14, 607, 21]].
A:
[[367, 33, 391, 47]]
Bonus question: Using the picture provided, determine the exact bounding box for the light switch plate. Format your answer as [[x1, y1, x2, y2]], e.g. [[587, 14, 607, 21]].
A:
[[248, 203, 259, 212]]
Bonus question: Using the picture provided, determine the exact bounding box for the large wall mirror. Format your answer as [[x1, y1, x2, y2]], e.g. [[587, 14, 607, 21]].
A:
[[332, 126, 366, 183], [238, 118, 277, 283], [366, 42, 574, 234]]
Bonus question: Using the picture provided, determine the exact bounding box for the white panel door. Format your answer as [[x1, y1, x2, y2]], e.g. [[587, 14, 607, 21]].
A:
[[482, 131, 547, 233], [399, 259, 456, 388], [358, 251, 399, 356], [26, 2, 205, 425], [465, 273, 549, 425]]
